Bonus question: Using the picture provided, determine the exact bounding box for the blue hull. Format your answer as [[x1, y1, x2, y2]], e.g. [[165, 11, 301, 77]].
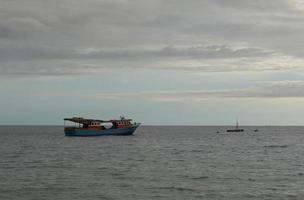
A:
[[64, 125, 140, 136]]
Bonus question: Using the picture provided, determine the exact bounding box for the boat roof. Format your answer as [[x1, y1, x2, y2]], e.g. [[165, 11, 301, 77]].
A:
[[64, 117, 132, 124]]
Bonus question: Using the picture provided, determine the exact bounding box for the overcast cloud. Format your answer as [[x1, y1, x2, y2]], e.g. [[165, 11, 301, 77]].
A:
[[92, 81, 304, 101], [1, 0, 304, 76]]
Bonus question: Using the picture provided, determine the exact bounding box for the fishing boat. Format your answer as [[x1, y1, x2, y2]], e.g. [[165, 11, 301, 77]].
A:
[[226, 121, 244, 132], [64, 116, 140, 136]]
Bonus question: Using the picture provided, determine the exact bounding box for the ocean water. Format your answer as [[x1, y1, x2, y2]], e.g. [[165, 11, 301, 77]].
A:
[[0, 126, 304, 200]]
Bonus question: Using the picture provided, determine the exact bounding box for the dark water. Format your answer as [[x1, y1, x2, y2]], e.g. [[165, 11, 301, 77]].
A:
[[1, 126, 304, 200]]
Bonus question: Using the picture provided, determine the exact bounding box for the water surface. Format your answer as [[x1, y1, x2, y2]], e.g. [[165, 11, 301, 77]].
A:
[[0, 126, 304, 199]]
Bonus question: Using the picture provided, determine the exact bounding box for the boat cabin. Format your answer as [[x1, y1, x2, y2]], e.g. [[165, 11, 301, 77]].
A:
[[64, 116, 134, 130], [113, 119, 133, 128], [88, 121, 106, 130]]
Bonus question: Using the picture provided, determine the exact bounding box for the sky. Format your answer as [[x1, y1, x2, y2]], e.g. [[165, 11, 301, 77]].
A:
[[1, 0, 304, 125]]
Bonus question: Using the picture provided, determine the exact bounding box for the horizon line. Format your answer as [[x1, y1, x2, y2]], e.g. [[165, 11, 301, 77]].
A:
[[0, 124, 304, 127]]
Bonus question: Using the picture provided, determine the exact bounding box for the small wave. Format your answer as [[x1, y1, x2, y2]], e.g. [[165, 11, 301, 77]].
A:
[[267, 187, 278, 191], [192, 176, 209, 180], [264, 145, 288, 148], [97, 166, 109, 170], [115, 176, 144, 181], [157, 186, 195, 192], [115, 183, 133, 188], [172, 150, 186, 155], [175, 187, 195, 192], [173, 159, 185, 162], [110, 172, 124, 176], [243, 193, 256, 198], [191, 149, 203, 153]]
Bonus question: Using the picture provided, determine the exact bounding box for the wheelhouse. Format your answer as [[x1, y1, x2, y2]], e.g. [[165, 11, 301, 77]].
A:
[[64, 116, 135, 130]]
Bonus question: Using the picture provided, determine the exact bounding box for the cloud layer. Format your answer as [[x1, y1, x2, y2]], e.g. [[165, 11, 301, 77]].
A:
[[93, 81, 304, 101], [1, 0, 304, 76]]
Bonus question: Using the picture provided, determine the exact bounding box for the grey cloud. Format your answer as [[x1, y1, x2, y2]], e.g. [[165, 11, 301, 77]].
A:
[[1, 0, 304, 76], [77, 45, 272, 60], [0, 17, 48, 39], [94, 81, 304, 101], [0, 44, 271, 61], [0, 43, 274, 75], [158, 45, 272, 59], [0, 60, 101, 77], [0, 45, 69, 61]]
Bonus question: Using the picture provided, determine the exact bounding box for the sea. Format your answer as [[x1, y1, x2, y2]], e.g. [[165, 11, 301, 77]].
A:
[[0, 126, 304, 200]]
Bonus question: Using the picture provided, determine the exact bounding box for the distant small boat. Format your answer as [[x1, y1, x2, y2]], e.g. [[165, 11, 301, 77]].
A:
[[254, 129, 258, 132], [64, 116, 140, 136], [226, 121, 244, 132]]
